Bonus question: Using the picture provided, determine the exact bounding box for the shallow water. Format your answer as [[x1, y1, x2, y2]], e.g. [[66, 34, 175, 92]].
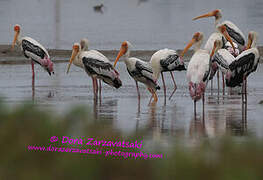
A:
[[0, 62, 263, 144], [1, 0, 263, 50]]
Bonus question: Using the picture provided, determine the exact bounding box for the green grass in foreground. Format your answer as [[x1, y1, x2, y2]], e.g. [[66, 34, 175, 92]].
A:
[[0, 101, 263, 180]]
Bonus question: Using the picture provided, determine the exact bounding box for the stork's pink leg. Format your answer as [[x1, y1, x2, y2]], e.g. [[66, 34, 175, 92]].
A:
[[169, 72, 177, 100], [242, 77, 245, 103], [94, 78, 98, 98], [194, 99, 197, 117], [135, 80, 140, 101], [217, 71, 220, 96], [31, 60, 35, 81], [92, 77, 98, 99], [202, 94, 205, 119], [222, 72, 225, 95], [92, 77, 95, 96], [99, 80, 102, 98], [245, 76, 247, 103], [161, 72, 166, 103]]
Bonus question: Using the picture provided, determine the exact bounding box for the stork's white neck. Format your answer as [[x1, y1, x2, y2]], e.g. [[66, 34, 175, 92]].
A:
[[215, 17, 221, 27], [251, 37, 257, 48], [194, 39, 203, 52], [123, 49, 130, 64], [74, 51, 85, 68], [16, 32, 22, 46]]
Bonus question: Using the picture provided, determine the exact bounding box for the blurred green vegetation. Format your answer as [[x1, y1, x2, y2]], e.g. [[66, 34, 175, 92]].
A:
[[0, 100, 263, 180]]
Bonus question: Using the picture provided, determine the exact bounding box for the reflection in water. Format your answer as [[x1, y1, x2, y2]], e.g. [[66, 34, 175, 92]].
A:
[[92, 99, 117, 123], [226, 106, 247, 136], [189, 115, 207, 140]]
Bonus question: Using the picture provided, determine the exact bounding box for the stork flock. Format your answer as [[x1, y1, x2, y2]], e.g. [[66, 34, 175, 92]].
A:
[[11, 9, 259, 115]]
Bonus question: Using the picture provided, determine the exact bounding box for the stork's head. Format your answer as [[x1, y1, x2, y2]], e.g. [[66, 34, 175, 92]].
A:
[[42, 56, 54, 75], [181, 32, 204, 58], [80, 38, 89, 51], [189, 82, 206, 101], [217, 25, 236, 51], [11, 24, 21, 50], [193, 9, 222, 21], [66, 43, 80, 74], [246, 31, 258, 49], [114, 41, 131, 67]]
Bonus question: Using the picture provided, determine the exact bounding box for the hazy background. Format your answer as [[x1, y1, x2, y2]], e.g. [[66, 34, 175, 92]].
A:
[[0, 0, 262, 50]]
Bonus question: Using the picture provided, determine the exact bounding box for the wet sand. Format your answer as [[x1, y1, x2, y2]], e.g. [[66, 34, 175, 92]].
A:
[[0, 61, 263, 143]]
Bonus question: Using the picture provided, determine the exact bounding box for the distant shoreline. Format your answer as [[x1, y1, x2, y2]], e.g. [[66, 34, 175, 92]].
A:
[[0, 45, 262, 64]]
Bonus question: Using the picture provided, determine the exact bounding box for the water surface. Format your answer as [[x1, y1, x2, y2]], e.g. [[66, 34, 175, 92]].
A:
[[1, 62, 263, 144]]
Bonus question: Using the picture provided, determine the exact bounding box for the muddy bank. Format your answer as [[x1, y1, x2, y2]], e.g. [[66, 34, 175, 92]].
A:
[[0, 45, 262, 64]]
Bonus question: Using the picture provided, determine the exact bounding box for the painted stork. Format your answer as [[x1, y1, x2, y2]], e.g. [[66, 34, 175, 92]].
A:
[[114, 41, 160, 104], [150, 48, 186, 102], [67, 42, 122, 98], [11, 24, 54, 82], [79, 38, 104, 97], [193, 9, 246, 50], [181, 32, 221, 115], [217, 31, 260, 103]]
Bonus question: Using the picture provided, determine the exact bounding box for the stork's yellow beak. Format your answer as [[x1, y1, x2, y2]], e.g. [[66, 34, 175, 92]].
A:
[[11, 31, 19, 51], [114, 42, 128, 67], [66, 44, 79, 74], [246, 35, 253, 50], [181, 37, 196, 58], [220, 25, 236, 52], [193, 10, 219, 20]]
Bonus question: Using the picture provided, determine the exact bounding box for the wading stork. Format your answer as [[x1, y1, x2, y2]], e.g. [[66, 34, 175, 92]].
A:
[[181, 32, 221, 116], [150, 48, 186, 102], [193, 9, 246, 50], [203, 25, 237, 94], [67, 42, 122, 99], [114, 41, 160, 104], [11, 24, 54, 82], [79, 38, 105, 97]]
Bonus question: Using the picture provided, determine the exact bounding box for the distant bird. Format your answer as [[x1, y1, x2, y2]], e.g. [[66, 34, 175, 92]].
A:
[[11, 24, 54, 82], [137, 0, 148, 6], [67, 41, 122, 99], [93, 4, 104, 13], [114, 41, 160, 104], [193, 9, 246, 50], [181, 32, 221, 115], [150, 48, 186, 102], [215, 31, 259, 103]]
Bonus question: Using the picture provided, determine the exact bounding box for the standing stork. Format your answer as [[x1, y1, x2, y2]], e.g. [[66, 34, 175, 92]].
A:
[[11, 24, 54, 83], [193, 9, 246, 50], [150, 48, 186, 102], [67, 43, 122, 99], [79, 38, 104, 97], [114, 41, 160, 104], [203, 25, 237, 94], [181, 32, 221, 116]]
